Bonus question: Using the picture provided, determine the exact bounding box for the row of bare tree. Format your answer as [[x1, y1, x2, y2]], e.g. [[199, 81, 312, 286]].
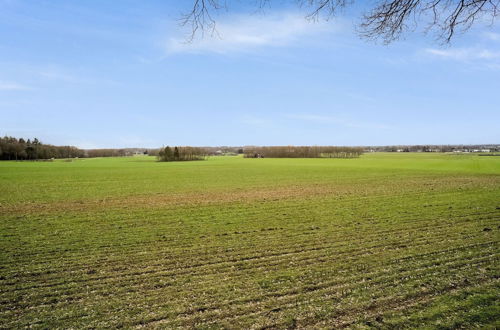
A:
[[86, 149, 129, 157], [243, 146, 363, 158]]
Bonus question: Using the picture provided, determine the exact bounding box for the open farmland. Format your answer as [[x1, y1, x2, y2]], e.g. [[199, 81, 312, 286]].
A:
[[0, 153, 499, 328]]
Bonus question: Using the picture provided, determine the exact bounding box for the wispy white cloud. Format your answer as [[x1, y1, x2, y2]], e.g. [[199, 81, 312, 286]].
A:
[[38, 69, 80, 83], [166, 13, 335, 54], [286, 114, 392, 130], [34, 66, 119, 86], [484, 31, 500, 41], [239, 115, 274, 128], [0, 81, 32, 91], [425, 47, 500, 61], [345, 92, 377, 104]]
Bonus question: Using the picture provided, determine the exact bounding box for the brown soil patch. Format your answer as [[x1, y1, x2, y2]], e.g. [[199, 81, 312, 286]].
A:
[[0, 176, 497, 215]]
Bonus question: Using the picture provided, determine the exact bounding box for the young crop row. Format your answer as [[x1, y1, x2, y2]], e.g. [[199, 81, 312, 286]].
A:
[[1, 183, 498, 328]]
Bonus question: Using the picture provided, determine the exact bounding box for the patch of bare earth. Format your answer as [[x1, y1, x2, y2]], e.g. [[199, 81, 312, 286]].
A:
[[1, 176, 497, 215]]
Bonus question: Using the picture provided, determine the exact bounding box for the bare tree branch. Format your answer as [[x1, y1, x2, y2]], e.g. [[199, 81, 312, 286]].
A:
[[182, 0, 499, 43], [360, 0, 500, 44], [180, 0, 225, 41]]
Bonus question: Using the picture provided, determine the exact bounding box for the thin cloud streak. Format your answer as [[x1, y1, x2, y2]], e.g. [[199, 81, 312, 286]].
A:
[[484, 32, 500, 41], [425, 47, 500, 61], [36, 67, 119, 86], [286, 114, 393, 130], [166, 13, 336, 54], [0, 81, 32, 91], [239, 115, 273, 128]]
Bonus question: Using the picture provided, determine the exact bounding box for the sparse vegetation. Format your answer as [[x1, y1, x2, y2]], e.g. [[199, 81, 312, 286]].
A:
[[0, 153, 498, 328]]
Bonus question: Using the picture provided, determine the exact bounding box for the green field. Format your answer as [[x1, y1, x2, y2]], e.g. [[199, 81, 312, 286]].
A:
[[1, 153, 499, 328]]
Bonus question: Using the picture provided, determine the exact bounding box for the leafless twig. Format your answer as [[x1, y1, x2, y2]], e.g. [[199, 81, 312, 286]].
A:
[[182, 0, 500, 43]]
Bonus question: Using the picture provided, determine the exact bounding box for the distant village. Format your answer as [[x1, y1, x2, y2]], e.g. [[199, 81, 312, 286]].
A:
[[364, 144, 499, 153]]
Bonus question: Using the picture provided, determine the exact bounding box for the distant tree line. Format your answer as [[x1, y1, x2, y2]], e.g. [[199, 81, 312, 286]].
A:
[[0, 136, 85, 160], [366, 145, 499, 153], [0, 136, 163, 160], [86, 148, 160, 157], [158, 146, 207, 162], [4, 136, 494, 162], [243, 146, 363, 158]]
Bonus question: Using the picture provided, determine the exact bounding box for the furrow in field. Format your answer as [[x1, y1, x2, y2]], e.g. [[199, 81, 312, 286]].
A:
[[362, 280, 500, 329], [2, 191, 496, 260], [135, 252, 498, 328], [1, 213, 495, 297], [1, 217, 496, 299], [1, 206, 496, 279], [3, 242, 496, 328], [269, 276, 500, 329], [2, 229, 495, 313], [164, 249, 499, 322]]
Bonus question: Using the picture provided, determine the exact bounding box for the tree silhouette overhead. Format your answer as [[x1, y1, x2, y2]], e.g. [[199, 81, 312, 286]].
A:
[[183, 0, 499, 43]]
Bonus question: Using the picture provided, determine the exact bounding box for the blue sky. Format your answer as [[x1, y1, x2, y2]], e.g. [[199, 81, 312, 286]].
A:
[[0, 0, 499, 148]]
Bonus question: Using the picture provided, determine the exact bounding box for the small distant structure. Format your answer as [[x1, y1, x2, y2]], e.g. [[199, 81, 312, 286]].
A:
[[132, 150, 146, 156]]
